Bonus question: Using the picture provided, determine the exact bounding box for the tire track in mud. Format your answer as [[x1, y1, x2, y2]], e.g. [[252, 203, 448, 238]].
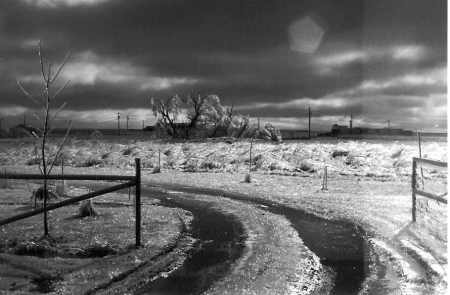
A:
[[146, 184, 369, 295], [136, 191, 246, 295]]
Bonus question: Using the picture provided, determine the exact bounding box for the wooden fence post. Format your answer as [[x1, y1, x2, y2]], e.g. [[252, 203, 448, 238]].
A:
[[135, 158, 142, 247], [412, 159, 417, 222], [321, 166, 328, 191], [417, 132, 425, 188]]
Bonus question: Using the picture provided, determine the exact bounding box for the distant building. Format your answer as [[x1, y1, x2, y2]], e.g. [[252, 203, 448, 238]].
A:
[[280, 129, 312, 139], [330, 124, 413, 136]]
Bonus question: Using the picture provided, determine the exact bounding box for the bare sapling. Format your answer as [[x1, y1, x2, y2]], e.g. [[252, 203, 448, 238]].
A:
[[17, 41, 72, 237]]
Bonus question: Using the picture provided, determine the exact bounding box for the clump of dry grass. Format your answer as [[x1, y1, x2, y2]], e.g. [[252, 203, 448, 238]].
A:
[[78, 200, 97, 217], [80, 157, 103, 167], [244, 173, 251, 183], [82, 242, 117, 257]]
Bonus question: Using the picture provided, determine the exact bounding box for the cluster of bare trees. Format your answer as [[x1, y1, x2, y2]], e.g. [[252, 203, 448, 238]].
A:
[[150, 93, 254, 139]]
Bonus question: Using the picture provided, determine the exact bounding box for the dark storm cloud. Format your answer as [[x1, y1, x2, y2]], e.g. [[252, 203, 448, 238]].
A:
[[0, 0, 446, 130]]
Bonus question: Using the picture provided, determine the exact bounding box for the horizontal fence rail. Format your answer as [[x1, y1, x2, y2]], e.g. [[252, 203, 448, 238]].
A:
[[412, 157, 447, 222], [415, 189, 447, 204], [0, 173, 135, 181], [413, 157, 448, 168]]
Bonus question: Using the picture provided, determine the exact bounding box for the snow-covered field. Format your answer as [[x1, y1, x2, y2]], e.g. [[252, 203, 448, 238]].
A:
[[0, 137, 446, 179]]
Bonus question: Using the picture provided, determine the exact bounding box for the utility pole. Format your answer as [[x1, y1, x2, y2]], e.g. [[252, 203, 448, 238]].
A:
[[308, 106, 311, 139], [349, 113, 353, 134], [117, 112, 121, 136], [126, 115, 130, 131], [257, 117, 260, 130]]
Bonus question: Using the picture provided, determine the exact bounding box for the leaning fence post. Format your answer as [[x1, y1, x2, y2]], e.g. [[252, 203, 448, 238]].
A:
[[412, 159, 417, 222], [135, 158, 141, 247]]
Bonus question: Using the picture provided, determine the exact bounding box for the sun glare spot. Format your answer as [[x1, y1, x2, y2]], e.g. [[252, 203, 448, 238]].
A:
[[288, 16, 325, 53]]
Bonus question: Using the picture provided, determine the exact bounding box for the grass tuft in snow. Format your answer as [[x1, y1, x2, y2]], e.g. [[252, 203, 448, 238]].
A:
[[244, 173, 251, 183]]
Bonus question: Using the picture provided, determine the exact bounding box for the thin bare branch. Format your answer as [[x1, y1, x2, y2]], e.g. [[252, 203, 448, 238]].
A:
[[16, 80, 42, 106], [38, 41, 47, 85], [50, 51, 71, 84], [52, 80, 70, 100], [37, 158, 44, 175], [47, 62, 52, 85], [51, 101, 67, 122], [48, 120, 72, 175], [32, 112, 43, 125]]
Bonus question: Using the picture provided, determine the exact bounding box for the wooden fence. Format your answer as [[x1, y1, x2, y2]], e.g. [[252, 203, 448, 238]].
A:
[[0, 158, 142, 247], [411, 157, 447, 222]]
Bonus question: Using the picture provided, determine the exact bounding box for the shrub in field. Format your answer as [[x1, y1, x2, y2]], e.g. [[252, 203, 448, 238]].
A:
[[26, 157, 42, 165], [83, 242, 117, 257], [14, 241, 56, 257], [332, 149, 349, 158], [89, 130, 103, 140], [32, 187, 59, 208], [122, 146, 139, 156], [299, 160, 315, 172], [200, 161, 222, 170], [244, 173, 251, 183], [81, 157, 103, 167], [78, 200, 97, 217]]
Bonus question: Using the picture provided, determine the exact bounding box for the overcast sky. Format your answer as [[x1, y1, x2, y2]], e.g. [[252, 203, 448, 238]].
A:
[[0, 0, 447, 131]]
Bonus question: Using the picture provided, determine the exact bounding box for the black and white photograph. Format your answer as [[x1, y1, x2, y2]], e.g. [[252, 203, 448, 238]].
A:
[[0, 0, 447, 294]]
